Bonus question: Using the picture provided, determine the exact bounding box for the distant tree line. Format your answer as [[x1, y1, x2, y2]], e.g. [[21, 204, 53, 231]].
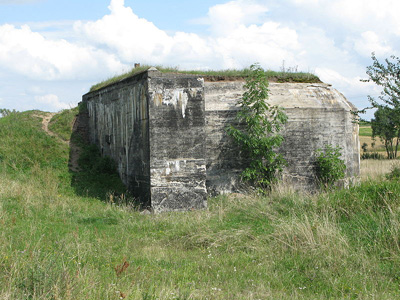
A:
[[0, 108, 17, 118]]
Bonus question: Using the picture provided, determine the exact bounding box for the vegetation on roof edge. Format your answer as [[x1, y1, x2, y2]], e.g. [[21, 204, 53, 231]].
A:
[[89, 65, 321, 92]]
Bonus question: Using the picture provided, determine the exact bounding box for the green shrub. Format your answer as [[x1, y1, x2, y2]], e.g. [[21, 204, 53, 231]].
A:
[[386, 164, 400, 180], [315, 144, 346, 187], [361, 152, 385, 160]]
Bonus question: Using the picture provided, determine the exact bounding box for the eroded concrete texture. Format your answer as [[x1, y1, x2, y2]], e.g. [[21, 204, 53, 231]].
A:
[[82, 69, 360, 212], [148, 73, 207, 212]]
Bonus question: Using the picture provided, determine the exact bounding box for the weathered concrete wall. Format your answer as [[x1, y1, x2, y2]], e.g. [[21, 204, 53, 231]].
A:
[[205, 81, 360, 193], [82, 69, 207, 212], [147, 71, 207, 212], [83, 71, 151, 204]]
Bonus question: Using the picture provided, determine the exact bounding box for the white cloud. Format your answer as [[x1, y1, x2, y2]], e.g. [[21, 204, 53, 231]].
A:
[[287, 0, 400, 39], [0, 24, 126, 80], [328, 0, 400, 33], [74, 0, 300, 70], [207, 0, 269, 36], [315, 67, 381, 110], [212, 22, 300, 69], [352, 31, 393, 57], [74, 0, 172, 64], [26, 20, 76, 31], [34, 94, 69, 111], [291, 0, 320, 4], [25, 86, 44, 95]]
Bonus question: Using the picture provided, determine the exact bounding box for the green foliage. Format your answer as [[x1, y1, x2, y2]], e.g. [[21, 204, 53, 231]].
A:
[[361, 152, 385, 160], [48, 107, 78, 141], [371, 106, 399, 158], [359, 143, 386, 159], [227, 63, 287, 190], [386, 164, 400, 180], [315, 144, 346, 187], [364, 53, 400, 158], [77, 101, 88, 113], [0, 108, 17, 117], [361, 142, 368, 153]]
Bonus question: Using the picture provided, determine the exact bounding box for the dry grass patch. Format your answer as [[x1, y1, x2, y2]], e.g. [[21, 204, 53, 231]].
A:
[[360, 159, 397, 180]]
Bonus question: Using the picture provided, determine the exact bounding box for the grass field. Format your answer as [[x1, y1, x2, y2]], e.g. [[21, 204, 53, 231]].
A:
[[0, 110, 400, 299], [359, 126, 372, 137], [359, 125, 387, 154]]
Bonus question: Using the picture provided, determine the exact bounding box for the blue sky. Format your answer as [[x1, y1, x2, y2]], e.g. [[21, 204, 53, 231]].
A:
[[1, 0, 399, 119]]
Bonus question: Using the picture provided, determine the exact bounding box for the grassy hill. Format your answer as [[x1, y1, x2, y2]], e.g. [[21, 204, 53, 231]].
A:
[[1, 109, 400, 299]]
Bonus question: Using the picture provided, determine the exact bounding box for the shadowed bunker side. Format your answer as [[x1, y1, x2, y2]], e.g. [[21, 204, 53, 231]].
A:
[[79, 68, 360, 212]]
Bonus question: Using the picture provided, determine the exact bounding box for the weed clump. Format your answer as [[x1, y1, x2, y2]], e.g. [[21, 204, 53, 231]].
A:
[[386, 164, 400, 180]]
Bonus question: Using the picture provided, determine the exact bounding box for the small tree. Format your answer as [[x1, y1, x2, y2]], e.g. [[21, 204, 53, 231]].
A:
[[363, 53, 400, 158], [361, 142, 368, 153], [227, 63, 288, 190]]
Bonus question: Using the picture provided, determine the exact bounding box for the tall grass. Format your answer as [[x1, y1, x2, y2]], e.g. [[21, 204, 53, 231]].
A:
[[360, 159, 397, 180], [0, 109, 400, 299]]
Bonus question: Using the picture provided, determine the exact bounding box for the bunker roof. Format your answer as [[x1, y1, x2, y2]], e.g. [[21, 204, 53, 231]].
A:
[[89, 66, 321, 93]]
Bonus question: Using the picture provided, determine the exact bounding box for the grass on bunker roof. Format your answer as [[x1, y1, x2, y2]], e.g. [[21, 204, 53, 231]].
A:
[[89, 65, 321, 92]]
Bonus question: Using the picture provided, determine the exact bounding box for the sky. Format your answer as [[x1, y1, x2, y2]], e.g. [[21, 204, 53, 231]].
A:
[[1, 0, 399, 119]]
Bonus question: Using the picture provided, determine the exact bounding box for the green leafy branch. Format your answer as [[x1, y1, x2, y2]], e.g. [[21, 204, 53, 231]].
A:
[[227, 63, 288, 191]]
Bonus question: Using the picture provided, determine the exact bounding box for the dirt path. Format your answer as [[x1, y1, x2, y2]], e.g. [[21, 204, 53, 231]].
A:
[[38, 112, 81, 172], [41, 112, 59, 138]]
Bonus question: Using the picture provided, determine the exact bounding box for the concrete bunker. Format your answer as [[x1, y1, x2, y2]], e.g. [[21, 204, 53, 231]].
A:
[[81, 68, 360, 212]]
